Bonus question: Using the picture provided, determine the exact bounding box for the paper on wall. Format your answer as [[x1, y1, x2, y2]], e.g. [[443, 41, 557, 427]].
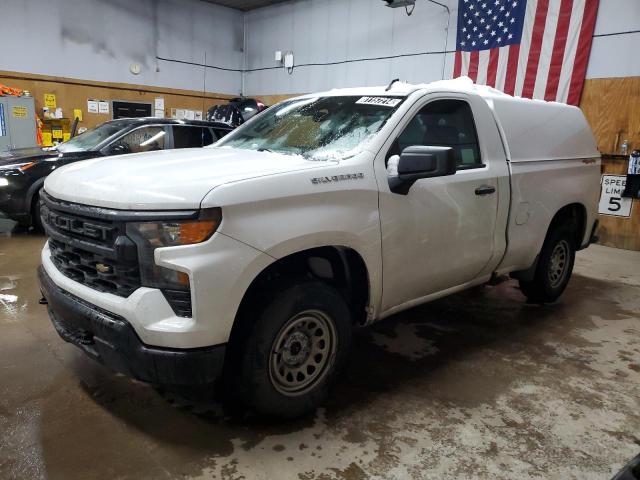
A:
[[98, 101, 109, 114], [154, 97, 165, 111], [154, 109, 165, 118], [87, 100, 99, 113], [44, 93, 57, 109], [185, 110, 195, 120], [194, 111, 203, 120]]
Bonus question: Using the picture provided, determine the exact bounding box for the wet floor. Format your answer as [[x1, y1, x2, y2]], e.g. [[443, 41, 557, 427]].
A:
[[0, 220, 639, 479]]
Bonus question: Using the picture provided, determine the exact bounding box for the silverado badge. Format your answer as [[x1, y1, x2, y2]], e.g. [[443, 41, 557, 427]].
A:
[[311, 173, 364, 184]]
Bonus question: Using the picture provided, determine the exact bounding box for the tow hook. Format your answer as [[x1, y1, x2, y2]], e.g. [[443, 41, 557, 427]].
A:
[[39, 297, 48, 305]]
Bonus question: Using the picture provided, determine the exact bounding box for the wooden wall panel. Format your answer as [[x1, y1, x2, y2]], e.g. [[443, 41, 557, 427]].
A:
[[0, 70, 235, 131], [597, 157, 640, 251], [580, 77, 640, 154], [256, 93, 299, 107]]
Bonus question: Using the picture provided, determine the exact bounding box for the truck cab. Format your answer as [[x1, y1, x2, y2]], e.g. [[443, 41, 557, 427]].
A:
[[38, 78, 600, 417]]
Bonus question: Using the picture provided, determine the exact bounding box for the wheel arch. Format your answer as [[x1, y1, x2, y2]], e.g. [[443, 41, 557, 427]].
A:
[[227, 244, 370, 351], [546, 202, 587, 250], [26, 177, 46, 208], [512, 202, 587, 282]]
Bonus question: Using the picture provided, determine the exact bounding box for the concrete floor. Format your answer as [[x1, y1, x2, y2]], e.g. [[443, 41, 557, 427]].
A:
[[0, 218, 639, 480]]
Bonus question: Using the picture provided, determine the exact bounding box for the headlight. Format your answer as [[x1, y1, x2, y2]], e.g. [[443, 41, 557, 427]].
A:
[[126, 208, 222, 290], [0, 178, 8, 187], [0, 162, 37, 172]]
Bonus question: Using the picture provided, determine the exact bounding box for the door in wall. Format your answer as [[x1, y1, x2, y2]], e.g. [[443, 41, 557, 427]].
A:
[[112, 101, 152, 119]]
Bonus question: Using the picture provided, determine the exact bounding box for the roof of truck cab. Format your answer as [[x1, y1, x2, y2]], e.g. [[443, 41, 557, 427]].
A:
[[313, 77, 600, 162]]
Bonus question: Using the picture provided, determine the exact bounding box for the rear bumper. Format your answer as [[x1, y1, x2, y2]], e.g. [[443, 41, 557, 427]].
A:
[[38, 266, 226, 385]]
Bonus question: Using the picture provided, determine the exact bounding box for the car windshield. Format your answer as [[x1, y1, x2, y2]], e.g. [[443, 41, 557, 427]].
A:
[[214, 95, 405, 161], [56, 123, 125, 153]]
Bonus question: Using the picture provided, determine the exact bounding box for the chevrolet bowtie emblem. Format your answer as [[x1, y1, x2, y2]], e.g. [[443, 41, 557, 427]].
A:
[[95, 263, 113, 274]]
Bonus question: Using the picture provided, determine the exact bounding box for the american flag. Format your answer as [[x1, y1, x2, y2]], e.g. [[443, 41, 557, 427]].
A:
[[453, 0, 599, 105]]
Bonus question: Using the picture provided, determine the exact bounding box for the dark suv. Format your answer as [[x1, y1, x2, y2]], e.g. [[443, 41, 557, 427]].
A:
[[0, 118, 232, 229]]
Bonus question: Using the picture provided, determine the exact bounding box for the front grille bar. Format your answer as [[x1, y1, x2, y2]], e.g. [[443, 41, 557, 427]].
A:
[[41, 190, 200, 222]]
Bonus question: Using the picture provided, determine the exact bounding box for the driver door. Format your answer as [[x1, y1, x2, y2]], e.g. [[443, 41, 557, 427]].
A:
[[104, 126, 169, 155], [377, 95, 499, 312]]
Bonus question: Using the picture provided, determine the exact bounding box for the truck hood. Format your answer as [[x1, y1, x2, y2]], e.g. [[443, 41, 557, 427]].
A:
[[44, 147, 334, 210]]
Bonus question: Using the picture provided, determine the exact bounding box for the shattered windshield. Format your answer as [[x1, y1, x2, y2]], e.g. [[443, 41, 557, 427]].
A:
[[215, 95, 405, 160]]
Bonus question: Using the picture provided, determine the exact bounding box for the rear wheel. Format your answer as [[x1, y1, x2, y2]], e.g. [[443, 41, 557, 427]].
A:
[[519, 226, 576, 303], [232, 279, 352, 418]]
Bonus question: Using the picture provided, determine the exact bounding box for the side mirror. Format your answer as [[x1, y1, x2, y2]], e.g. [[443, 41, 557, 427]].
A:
[[388, 145, 456, 195], [108, 143, 130, 155]]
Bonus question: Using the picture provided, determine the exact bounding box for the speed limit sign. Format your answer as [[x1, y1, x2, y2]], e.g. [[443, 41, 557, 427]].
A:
[[599, 175, 633, 217]]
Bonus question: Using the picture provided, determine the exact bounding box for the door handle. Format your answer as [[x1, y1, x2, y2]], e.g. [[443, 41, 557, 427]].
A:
[[475, 185, 496, 195]]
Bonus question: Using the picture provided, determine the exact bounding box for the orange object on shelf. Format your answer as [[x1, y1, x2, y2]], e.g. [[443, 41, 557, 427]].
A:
[[0, 84, 24, 96], [36, 116, 44, 146]]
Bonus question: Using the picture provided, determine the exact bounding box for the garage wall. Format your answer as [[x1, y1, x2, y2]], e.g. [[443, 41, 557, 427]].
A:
[[0, 71, 235, 131], [1, 0, 244, 95], [587, 0, 640, 80], [244, 0, 640, 97], [244, 0, 456, 96]]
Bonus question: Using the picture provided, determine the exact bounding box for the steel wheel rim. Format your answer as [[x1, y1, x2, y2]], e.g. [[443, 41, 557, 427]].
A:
[[548, 239, 570, 288], [269, 309, 337, 397]]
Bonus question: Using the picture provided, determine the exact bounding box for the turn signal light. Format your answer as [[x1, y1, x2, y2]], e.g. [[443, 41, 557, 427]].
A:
[[177, 220, 219, 245], [18, 162, 37, 172]]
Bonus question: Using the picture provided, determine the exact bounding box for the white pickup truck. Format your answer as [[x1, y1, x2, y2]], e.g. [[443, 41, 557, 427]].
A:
[[38, 78, 600, 417]]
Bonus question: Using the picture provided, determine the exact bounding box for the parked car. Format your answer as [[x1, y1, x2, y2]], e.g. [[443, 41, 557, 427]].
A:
[[38, 78, 600, 418], [0, 118, 232, 229], [207, 97, 267, 127]]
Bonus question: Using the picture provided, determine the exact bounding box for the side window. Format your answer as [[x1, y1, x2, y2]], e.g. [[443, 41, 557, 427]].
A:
[[389, 100, 482, 168], [118, 126, 167, 153], [173, 126, 209, 148], [202, 128, 214, 146]]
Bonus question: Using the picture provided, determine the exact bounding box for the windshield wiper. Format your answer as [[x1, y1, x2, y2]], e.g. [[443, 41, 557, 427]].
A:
[[257, 148, 272, 153]]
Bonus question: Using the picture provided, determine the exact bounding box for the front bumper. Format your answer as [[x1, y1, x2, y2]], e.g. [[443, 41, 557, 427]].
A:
[[38, 266, 226, 385]]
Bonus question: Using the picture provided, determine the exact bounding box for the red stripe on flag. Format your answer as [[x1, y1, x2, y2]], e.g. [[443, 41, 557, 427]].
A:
[[504, 44, 520, 95], [544, 0, 574, 101], [521, 0, 550, 98], [453, 51, 462, 78], [487, 48, 500, 87], [468, 51, 480, 82], [567, 0, 599, 105]]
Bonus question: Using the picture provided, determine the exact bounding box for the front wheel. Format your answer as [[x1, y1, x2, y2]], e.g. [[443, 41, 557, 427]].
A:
[[232, 280, 352, 418], [31, 192, 44, 233], [519, 226, 576, 303]]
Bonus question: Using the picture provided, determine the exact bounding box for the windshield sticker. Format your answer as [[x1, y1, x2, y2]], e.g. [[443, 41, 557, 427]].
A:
[[355, 97, 402, 107]]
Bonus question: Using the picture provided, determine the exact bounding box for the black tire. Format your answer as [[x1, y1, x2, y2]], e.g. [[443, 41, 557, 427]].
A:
[[31, 192, 44, 233], [232, 279, 352, 418], [519, 226, 576, 303]]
